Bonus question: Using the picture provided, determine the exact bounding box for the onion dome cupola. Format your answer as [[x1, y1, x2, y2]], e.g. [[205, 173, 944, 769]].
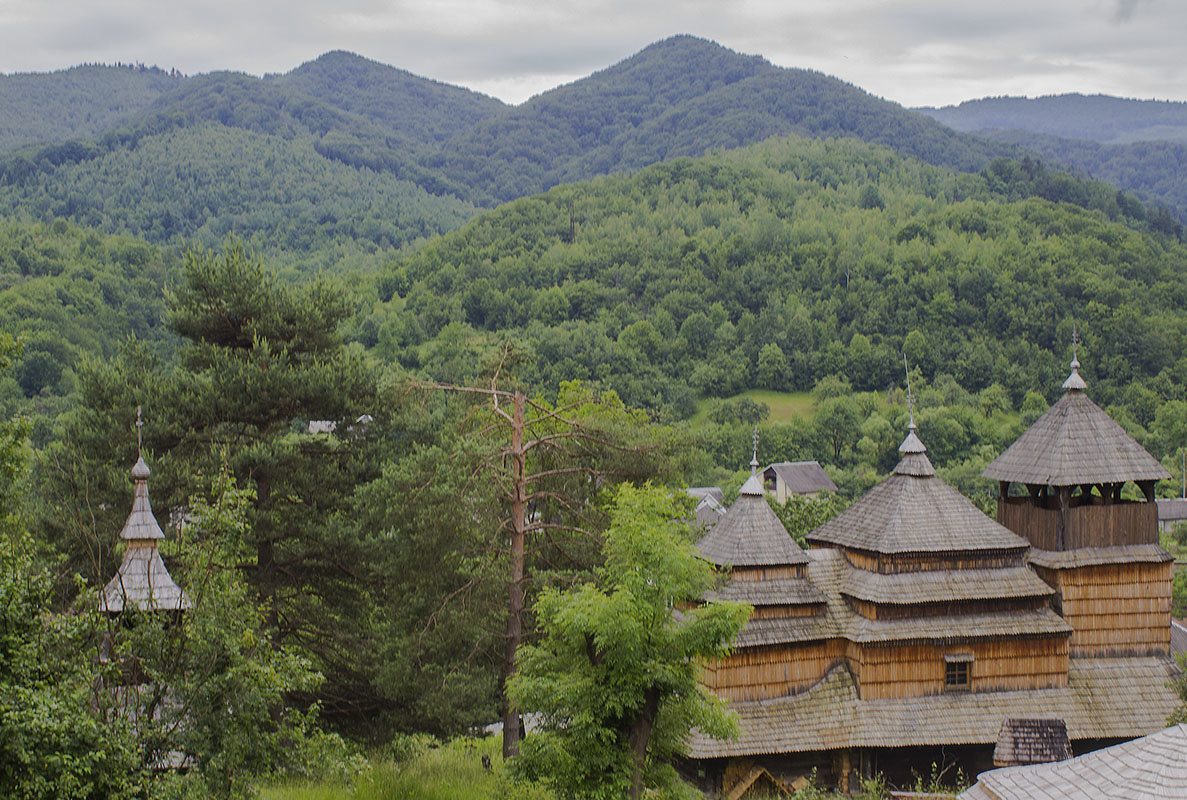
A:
[[100, 412, 190, 614]]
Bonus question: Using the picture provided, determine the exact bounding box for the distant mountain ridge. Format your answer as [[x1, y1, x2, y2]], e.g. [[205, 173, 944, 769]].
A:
[[916, 94, 1187, 145], [3, 36, 1183, 260]]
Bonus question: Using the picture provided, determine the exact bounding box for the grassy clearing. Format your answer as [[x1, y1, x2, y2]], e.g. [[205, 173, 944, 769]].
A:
[[692, 390, 815, 425], [259, 737, 521, 800]]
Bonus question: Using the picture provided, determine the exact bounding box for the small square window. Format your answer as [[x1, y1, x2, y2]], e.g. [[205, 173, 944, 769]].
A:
[[944, 655, 972, 689]]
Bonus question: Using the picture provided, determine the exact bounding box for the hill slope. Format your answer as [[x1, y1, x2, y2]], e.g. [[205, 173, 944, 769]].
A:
[[0, 63, 181, 152], [371, 132, 1187, 425]]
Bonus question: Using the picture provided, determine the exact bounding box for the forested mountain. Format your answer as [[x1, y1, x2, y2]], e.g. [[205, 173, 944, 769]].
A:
[[917, 94, 1187, 144], [0, 37, 1026, 263], [975, 130, 1187, 226], [428, 35, 1018, 206], [369, 133, 1187, 473], [914, 95, 1187, 222], [0, 63, 181, 152], [269, 50, 507, 146], [0, 217, 176, 434]]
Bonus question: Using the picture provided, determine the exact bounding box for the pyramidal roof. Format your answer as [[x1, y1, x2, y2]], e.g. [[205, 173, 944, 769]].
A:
[[101, 454, 190, 613], [983, 359, 1170, 487], [808, 428, 1028, 555], [697, 472, 809, 567]]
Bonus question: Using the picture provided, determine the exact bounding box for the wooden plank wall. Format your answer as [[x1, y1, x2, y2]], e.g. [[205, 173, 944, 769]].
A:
[[998, 498, 1157, 550], [1047, 562, 1171, 656], [733, 565, 805, 581], [857, 637, 1068, 700], [704, 641, 848, 702], [844, 548, 1024, 575]]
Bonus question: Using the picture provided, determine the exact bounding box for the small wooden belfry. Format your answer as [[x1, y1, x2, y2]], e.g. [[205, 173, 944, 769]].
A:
[[100, 409, 190, 616], [982, 336, 1172, 657]]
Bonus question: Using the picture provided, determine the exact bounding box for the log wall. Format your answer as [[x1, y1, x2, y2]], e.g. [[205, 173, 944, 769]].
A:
[[841, 548, 1025, 574], [1035, 561, 1171, 656], [703, 640, 849, 702], [998, 498, 1158, 550], [855, 637, 1068, 700]]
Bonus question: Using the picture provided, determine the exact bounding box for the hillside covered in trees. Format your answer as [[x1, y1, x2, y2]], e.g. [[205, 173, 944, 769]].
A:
[[0, 36, 1024, 270]]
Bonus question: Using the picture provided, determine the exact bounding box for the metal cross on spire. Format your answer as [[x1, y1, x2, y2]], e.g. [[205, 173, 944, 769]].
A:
[[1071, 319, 1080, 370], [750, 425, 759, 475], [1063, 319, 1088, 391], [904, 354, 916, 431], [135, 405, 143, 456]]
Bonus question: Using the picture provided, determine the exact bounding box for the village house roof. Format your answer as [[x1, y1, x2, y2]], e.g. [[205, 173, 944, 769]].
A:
[[983, 361, 1170, 487], [763, 461, 837, 494], [688, 656, 1180, 758], [696, 474, 809, 568], [1158, 498, 1187, 523], [101, 455, 190, 614], [960, 723, 1187, 800], [807, 432, 1028, 556]]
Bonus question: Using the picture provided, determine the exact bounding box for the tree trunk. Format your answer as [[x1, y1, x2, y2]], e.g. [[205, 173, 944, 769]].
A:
[[627, 688, 661, 800], [502, 391, 527, 758]]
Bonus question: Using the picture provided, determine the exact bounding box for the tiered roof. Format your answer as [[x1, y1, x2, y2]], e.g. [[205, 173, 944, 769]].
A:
[[984, 359, 1170, 487], [101, 455, 190, 614]]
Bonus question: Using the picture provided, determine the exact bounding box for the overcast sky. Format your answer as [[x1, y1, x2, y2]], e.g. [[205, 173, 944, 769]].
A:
[[0, 0, 1182, 108]]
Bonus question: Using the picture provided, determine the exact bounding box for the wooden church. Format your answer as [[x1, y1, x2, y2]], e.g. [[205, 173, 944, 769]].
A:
[[686, 354, 1179, 797]]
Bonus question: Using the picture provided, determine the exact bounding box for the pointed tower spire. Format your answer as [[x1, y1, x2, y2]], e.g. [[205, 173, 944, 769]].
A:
[[1063, 320, 1087, 391], [897, 355, 934, 476], [100, 409, 190, 613], [750, 425, 759, 476]]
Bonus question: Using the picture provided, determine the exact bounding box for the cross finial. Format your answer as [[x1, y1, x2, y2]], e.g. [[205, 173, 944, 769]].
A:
[[135, 405, 143, 456], [904, 354, 916, 431], [750, 425, 759, 475], [1071, 319, 1080, 370]]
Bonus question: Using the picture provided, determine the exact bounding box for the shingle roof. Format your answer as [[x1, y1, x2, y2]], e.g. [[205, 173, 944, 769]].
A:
[[806, 447, 1027, 555], [689, 657, 1181, 758], [764, 461, 838, 494], [1028, 544, 1172, 569], [992, 718, 1072, 767], [101, 542, 191, 613], [728, 549, 1070, 648], [100, 456, 189, 613], [961, 723, 1187, 800], [983, 384, 1170, 486], [696, 474, 809, 567], [841, 565, 1054, 606], [120, 457, 165, 540], [687, 487, 725, 505], [707, 577, 826, 607]]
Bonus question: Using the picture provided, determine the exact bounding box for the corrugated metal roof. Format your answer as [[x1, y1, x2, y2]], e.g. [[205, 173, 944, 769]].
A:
[[764, 461, 838, 494], [983, 386, 1170, 486], [1158, 498, 1187, 522], [696, 484, 809, 568], [689, 657, 1181, 758], [962, 723, 1187, 800]]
